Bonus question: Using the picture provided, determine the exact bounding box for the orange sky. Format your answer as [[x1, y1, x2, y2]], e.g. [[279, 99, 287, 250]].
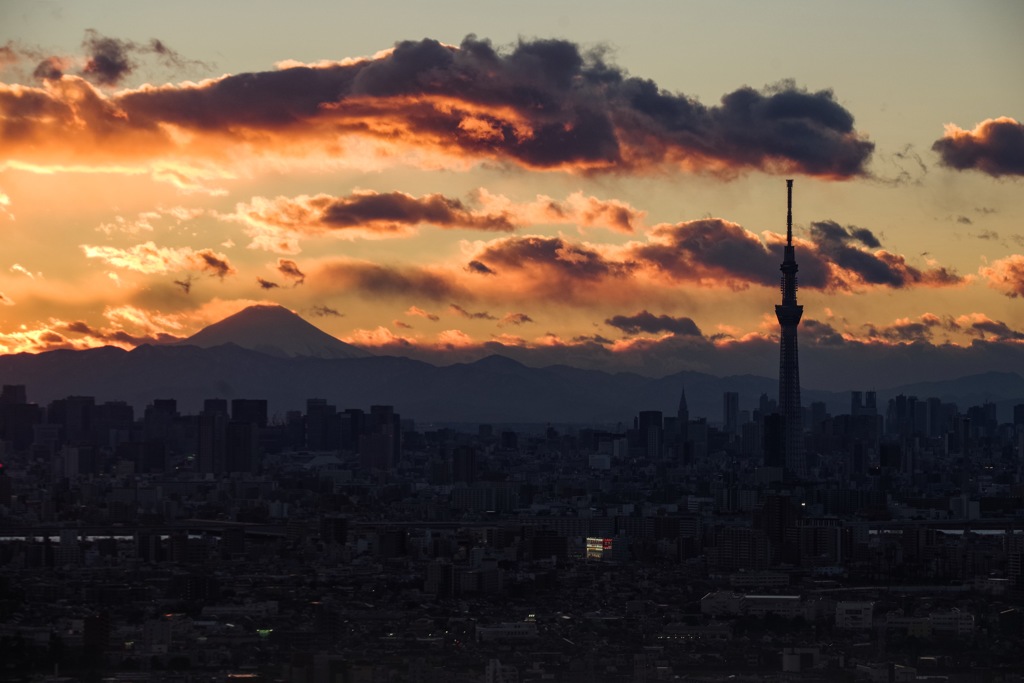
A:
[[1, 1, 1022, 389]]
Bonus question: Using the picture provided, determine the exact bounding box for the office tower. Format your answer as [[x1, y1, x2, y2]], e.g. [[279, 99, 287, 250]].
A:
[[231, 398, 268, 428], [723, 391, 739, 436], [678, 385, 689, 452], [864, 390, 877, 416], [775, 180, 805, 478], [851, 391, 863, 417], [637, 410, 663, 460], [197, 411, 227, 475]]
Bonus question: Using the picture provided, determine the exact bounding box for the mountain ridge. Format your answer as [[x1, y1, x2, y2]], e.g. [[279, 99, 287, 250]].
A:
[[0, 306, 1020, 423]]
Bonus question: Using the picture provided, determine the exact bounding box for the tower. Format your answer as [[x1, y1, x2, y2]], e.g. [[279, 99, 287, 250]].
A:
[[776, 179, 805, 478], [677, 386, 690, 462], [723, 391, 739, 436]]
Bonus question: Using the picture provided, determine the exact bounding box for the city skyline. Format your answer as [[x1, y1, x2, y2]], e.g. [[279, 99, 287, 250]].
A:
[[1, 1, 1023, 389]]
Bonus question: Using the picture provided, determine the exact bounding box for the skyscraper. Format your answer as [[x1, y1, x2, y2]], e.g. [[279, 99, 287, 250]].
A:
[[723, 391, 739, 436], [776, 179, 805, 478]]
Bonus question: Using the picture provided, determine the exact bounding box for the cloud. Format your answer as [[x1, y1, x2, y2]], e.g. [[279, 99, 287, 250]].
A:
[[230, 188, 645, 253], [0, 291, 13, 306], [858, 313, 952, 344], [466, 219, 962, 298], [473, 188, 645, 233], [0, 36, 872, 180], [450, 303, 496, 320], [277, 258, 306, 285], [308, 304, 342, 317], [10, 263, 39, 279], [231, 190, 517, 250], [806, 220, 961, 289], [605, 310, 702, 336], [466, 260, 496, 275], [195, 250, 235, 279], [311, 259, 469, 301], [932, 117, 1024, 177], [956, 313, 1024, 341], [80, 241, 237, 278], [406, 305, 439, 321], [257, 277, 280, 289], [173, 275, 194, 294], [24, 30, 209, 87], [979, 254, 1024, 297], [499, 312, 533, 327]]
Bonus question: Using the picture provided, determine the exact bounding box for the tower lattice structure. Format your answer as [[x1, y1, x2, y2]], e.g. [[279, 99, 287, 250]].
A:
[[775, 179, 805, 478]]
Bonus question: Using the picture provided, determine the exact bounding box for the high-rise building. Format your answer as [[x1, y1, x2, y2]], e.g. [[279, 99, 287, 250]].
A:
[[775, 180, 805, 478], [723, 391, 739, 436], [637, 410, 663, 460]]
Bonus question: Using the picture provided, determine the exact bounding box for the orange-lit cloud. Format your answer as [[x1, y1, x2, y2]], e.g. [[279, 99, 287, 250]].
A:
[[955, 312, 1024, 342], [979, 254, 1024, 297], [0, 36, 874, 184], [230, 190, 516, 252], [229, 188, 644, 254], [464, 220, 963, 299], [932, 117, 1024, 177], [80, 241, 236, 278], [406, 305, 439, 321]]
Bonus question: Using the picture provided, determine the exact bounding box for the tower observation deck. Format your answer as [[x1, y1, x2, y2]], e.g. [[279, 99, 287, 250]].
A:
[[775, 179, 804, 479]]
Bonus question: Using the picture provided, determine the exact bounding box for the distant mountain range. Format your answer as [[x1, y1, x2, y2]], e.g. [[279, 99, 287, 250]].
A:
[[0, 306, 1021, 424]]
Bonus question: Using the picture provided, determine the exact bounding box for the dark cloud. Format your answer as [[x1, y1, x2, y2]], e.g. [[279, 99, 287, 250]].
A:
[[315, 260, 468, 301], [65, 321, 95, 336], [309, 304, 343, 317], [605, 310, 702, 336], [62, 319, 182, 346], [932, 117, 1024, 177], [469, 217, 963, 297], [277, 258, 306, 285], [466, 260, 496, 275], [963, 317, 1024, 341], [77, 30, 208, 86], [499, 312, 533, 327], [956, 215, 972, 225], [394, 320, 413, 329], [476, 236, 632, 281], [808, 220, 961, 289], [81, 30, 137, 86], [195, 250, 236, 279], [173, 275, 193, 294], [571, 333, 614, 345], [318, 191, 515, 232], [32, 56, 68, 81], [450, 304, 496, 320], [8, 35, 871, 177], [257, 277, 280, 289], [799, 319, 846, 345], [631, 219, 787, 289]]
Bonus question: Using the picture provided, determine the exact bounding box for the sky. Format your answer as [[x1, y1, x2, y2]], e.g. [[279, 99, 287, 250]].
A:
[[1, 0, 1023, 390]]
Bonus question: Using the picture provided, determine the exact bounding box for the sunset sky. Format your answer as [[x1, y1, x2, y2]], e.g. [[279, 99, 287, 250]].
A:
[[1, 0, 1022, 390]]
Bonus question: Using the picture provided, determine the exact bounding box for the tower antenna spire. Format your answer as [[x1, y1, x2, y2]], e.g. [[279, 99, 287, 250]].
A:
[[786, 179, 793, 246]]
